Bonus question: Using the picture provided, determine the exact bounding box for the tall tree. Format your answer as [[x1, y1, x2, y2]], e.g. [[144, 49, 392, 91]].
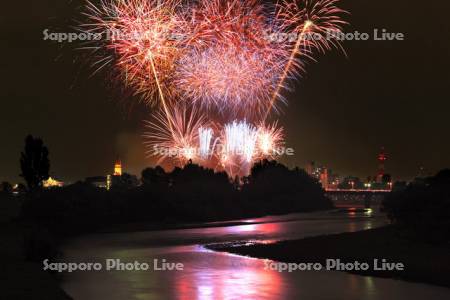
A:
[[20, 135, 50, 192]]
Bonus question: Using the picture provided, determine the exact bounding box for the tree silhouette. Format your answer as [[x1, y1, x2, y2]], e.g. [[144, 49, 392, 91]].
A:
[[20, 135, 50, 192], [142, 166, 168, 186], [242, 160, 332, 213], [383, 169, 450, 243], [1, 182, 13, 194]]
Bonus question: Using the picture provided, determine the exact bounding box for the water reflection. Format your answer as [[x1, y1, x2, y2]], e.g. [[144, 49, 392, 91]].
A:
[[175, 257, 283, 300], [61, 212, 450, 300]]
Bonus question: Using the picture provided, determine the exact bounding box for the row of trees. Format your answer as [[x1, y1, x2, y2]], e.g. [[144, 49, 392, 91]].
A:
[[383, 170, 450, 244], [21, 159, 332, 236], [14, 135, 331, 237]]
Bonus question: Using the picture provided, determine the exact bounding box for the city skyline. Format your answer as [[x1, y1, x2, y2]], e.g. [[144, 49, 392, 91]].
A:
[[5, 146, 401, 188]]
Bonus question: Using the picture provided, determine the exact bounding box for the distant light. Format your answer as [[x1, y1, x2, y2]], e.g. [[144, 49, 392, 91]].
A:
[[114, 161, 122, 176], [42, 177, 64, 188]]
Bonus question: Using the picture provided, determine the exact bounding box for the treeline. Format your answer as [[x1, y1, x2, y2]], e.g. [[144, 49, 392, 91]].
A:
[[383, 169, 450, 244], [21, 160, 332, 237]]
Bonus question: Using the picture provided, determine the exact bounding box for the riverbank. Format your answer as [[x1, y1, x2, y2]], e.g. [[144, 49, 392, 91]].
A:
[[208, 226, 450, 288], [0, 221, 72, 300]]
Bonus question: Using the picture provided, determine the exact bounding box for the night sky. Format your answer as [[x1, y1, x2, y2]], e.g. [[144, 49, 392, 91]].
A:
[[1, 0, 449, 183]]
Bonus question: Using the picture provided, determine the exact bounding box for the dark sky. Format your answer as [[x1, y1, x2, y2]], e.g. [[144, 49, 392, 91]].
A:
[[1, 0, 449, 183]]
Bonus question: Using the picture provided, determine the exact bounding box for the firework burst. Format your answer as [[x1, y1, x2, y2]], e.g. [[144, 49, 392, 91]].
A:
[[217, 120, 285, 177], [80, 0, 186, 105], [198, 126, 215, 160], [287, 0, 348, 54], [174, 0, 294, 116], [256, 122, 285, 158], [143, 104, 210, 165], [78, 0, 348, 177], [175, 44, 287, 116], [219, 120, 259, 177], [265, 0, 347, 119]]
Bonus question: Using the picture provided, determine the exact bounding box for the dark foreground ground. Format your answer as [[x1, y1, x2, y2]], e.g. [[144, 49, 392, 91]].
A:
[[208, 226, 450, 288], [0, 222, 71, 300]]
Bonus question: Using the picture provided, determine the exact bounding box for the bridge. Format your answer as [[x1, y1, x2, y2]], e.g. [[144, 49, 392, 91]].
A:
[[325, 189, 391, 209]]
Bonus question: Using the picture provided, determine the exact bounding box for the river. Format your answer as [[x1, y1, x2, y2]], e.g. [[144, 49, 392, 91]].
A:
[[61, 210, 450, 299]]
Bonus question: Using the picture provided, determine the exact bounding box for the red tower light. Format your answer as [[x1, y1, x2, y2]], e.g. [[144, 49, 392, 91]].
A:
[[377, 147, 387, 182], [378, 150, 387, 163]]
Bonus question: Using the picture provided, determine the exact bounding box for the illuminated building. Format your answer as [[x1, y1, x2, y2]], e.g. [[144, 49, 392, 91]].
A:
[[306, 161, 333, 190], [114, 160, 122, 176], [42, 177, 64, 188], [111, 159, 138, 189], [106, 175, 112, 191], [85, 160, 122, 189], [306, 162, 325, 180]]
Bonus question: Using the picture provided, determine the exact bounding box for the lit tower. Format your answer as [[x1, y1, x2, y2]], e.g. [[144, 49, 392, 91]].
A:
[[114, 160, 122, 176], [377, 148, 387, 183]]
